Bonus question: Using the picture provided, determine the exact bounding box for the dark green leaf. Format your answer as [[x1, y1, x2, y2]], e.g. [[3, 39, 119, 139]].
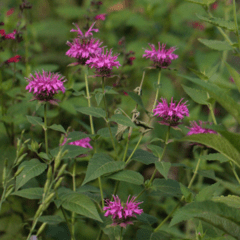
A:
[[127, 91, 147, 111], [97, 127, 118, 138], [201, 153, 229, 163], [26, 115, 44, 128], [12, 187, 44, 199], [213, 195, 240, 208], [155, 162, 171, 179], [77, 107, 106, 118], [48, 124, 66, 133], [147, 145, 163, 159], [38, 215, 64, 225], [95, 92, 103, 106], [128, 149, 158, 165], [195, 183, 220, 202], [198, 39, 233, 51], [110, 114, 136, 128], [225, 62, 240, 93]]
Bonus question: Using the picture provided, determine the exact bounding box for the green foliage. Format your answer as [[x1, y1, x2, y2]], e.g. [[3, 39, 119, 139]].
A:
[[198, 39, 233, 51], [12, 187, 44, 199]]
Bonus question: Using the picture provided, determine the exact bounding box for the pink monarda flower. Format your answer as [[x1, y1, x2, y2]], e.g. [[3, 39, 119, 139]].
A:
[[62, 135, 92, 149], [0, 29, 17, 39], [66, 22, 102, 65], [25, 70, 66, 103], [5, 55, 21, 64], [143, 42, 178, 68], [187, 121, 217, 136], [86, 48, 121, 77], [95, 14, 106, 21], [103, 195, 143, 228], [153, 97, 189, 126]]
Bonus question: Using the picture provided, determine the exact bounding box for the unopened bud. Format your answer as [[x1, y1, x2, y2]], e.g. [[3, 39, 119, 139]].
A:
[[16, 153, 28, 165], [36, 222, 47, 236], [44, 179, 50, 193], [5, 184, 14, 198], [35, 204, 44, 218], [14, 166, 24, 177], [2, 159, 8, 184], [44, 192, 55, 204], [57, 164, 67, 178], [47, 166, 52, 180], [54, 177, 64, 190]]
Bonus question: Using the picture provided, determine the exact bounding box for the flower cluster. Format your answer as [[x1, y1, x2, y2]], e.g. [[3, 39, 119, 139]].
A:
[[25, 70, 66, 103], [187, 121, 217, 136], [103, 195, 143, 228], [143, 42, 178, 68], [153, 97, 189, 126]]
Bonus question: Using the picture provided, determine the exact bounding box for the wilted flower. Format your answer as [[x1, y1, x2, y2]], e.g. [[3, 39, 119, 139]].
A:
[[95, 13, 106, 21], [153, 97, 189, 126], [103, 195, 143, 228], [25, 70, 66, 103], [66, 22, 102, 65], [187, 121, 217, 136], [143, 42, 178, 68], [86, 48, 121, 77], [5, 55, 21, 63]]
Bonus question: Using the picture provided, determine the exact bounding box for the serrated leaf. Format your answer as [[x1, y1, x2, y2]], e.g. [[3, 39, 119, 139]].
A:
[[147, 145, 163, 159], [155, 162, 171, 179], [170, 200, 240, 239], [110, 114, 136, 128], [225, 62, 240, 93], [198, 39, 232, 51], [97, 127, 118, 138], [16, 159, 47, 190], [196, 14, 236, 31], [12, 188, 44, 199], [82, 153, 125, 185], [213, 195, 240, 208], [61, 191, 102, 222], [38, 215, 64, 225], [182, 84, 208, 105], [195, 183, 220, 202], [127, 91, 147, 111], [95, 92, 103, 106], [179, 74, 240, 125], [179, 134, 240, 167], [152, 179, 182, 197], [38, 152, 51, 161], [108, 170, 144, 185], [188, 67, 209, 81], [77, 107, 106, 118], [26, 115, 44, 128], [127, 149, 158, 165], [48, 124, 66, 133]]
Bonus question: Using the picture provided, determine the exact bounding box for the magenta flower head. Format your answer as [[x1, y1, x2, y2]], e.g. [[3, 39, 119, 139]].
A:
[[66, 22, 102, 65], [25, 70, 66, 103], [61, 135, 92, 149], [143, 42, 178, 68], [187, 121, 217, 136], [153, 97, 189, 126], [103, 195, 143, 228], [86, 48, 121, 77]]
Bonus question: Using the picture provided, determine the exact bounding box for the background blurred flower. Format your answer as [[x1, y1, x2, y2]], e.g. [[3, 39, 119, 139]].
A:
[[61, 135, 92, 149], [153, 97, 189, 126], [187, 121, 217, 135], [95, 13, 106, 21]]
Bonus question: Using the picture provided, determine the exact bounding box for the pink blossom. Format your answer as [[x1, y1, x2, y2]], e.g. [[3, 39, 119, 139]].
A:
[[187, 121, 217, 136], [25, 70, 66, 102], [0, 29, 17, 39], [103, 195, 143, 228], [153, 97, 189, 126], [143, 42, 178, 68], [61, 135, 92, 149], [95, 14, 106, 21], [86, 48, 121, 77], [5, 55, 21, 63]]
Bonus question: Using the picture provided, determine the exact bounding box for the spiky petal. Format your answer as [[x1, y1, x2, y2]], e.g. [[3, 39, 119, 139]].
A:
[[187, 121, 217, 135]]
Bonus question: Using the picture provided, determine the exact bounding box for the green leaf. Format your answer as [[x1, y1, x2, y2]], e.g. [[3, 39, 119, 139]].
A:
[[67, 131, 90, 142], [198, 39, 233, 51], [110, 114, 136, 128], [136, 229, 172, 240], [59, 100, 77, 115], [137, 213, 158, 225], [127, 91, 147, 111], [201, 153, 229, 163], [178, 133, 240, 167], [97, 127, 118, 138], [155, 162, 171, 179], [195, 183, 220, 202], [12, 187, 44, 199], [61, 191, 102, 222], [182, 84, 208, 105], [213, 195, 240, 208], [185, 0, 206, 5], [188, 67, 209, 81], [95, 92, 103, 106], [38, 215, 64, 225], [147, 145, 163, 159], [196, 14, 236, 31], [152, 179, 182, 197], [77, 107, 106, 118], [108, 170, 144, 185], [170, 200, 240, 239], [128, 149, 158, 165], [16, 159, 47, 190], [180, 183, 194, 202], [225, 62, 240, 93], [26, 115, 44, 128], [82, 153, 125, 185], [48, 124, 66, 133], [179, 75, 240, 124]]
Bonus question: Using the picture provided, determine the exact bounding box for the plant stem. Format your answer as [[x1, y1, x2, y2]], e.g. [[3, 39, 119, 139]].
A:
[[125, 133, 143, 165], [230, 162, 240, 184], [233, 0, 240, 50], [71, 159, 76, 240], [111, 181, 120, 200], [98, 177, 104, 209], [152, 69, 162, 113], [101, 77, 116, 153], [0, 185, 6, 212], [44, 103, 49, 155]]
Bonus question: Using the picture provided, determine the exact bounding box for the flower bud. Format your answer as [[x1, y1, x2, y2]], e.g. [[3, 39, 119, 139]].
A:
[[36, 222, 47, 236], [5, 184, 14, 198], [44, 192, 55, 204], [14, 166, 24, 177], [56, 164, 67, 179], [54, 177, 64, 190], [47, 166, 52, 180], [44, 179, 50, 193], [2, 159, 8, 184]]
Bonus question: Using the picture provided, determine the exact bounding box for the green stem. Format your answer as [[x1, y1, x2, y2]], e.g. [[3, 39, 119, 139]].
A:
[[125, 134, 143, 165], [230, 162, 240, 184], [119, 227, 123, 240], [98, 177, 104, 209], [84, 67, 95, 135], [96, 229, 103, 240], [111, 181, 120, 200], [44, 104, 48, 155], [71, 159, 76, 240], [101, 77, 116, 153], [0, 185, 6, 213], [233, 0, 240, 50], [60, 206, 73, 236], [152, 69, 162, 113], [122, 138, 129, 162]]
